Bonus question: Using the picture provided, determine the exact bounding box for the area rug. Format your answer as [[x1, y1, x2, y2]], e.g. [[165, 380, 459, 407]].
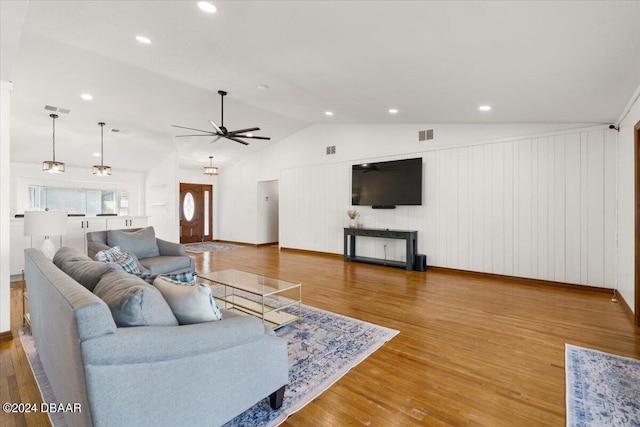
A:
[[565, 344, 640, 427], [184, 242, 243, 253], [20, 304, 398, 427]]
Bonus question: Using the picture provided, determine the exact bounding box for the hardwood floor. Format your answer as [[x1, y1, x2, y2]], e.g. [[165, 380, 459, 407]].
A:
[[2, 245, 639, 426]]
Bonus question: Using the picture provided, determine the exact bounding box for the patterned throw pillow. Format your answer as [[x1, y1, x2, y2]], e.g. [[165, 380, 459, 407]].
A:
[[95, 246, 124, 262], [161, 271, 197, 284], [95, 247, 141, 275], [115, 252, 141, 275]]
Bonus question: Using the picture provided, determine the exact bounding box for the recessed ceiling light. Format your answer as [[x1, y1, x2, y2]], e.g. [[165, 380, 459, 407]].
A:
[[92, 152, 100, 157], [198, 1, 217, 13], [246, 133, 253, 137], [478, 105, 492, 111], [325, 111, 334, 116], [81, 93, 93, 101], [388, 108, 398, 114], [135, 35, 151, 44], [257, 84, 269, 90]]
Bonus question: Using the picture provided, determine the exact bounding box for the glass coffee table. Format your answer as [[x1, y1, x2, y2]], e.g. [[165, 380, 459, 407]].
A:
[[198, 269, 301, 329]]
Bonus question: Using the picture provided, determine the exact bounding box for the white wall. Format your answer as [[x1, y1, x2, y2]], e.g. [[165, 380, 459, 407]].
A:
[[219, 122, 618, 289], [10, 162, 145, 216], [616, 91, 640, 312], [0, 81, 13, 334], [146, 153, 179, 242]]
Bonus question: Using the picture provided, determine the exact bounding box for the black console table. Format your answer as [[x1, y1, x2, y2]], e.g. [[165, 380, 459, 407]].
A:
[[343, 228, 418, 271]]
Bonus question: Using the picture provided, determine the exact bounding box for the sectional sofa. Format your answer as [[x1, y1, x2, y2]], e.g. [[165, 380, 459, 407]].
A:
[[24, 247, 288, 427]]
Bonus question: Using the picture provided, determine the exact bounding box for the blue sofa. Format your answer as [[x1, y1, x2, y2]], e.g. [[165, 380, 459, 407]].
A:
[[86, 226, 195, 275], [24, 247, 288, 427]]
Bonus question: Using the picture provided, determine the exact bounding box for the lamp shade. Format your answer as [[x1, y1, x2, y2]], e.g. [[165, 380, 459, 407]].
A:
[[24, 211, 68, 237]]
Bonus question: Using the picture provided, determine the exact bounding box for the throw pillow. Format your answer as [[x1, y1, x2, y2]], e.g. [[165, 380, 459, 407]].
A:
[[94, 271, 178, 327], [153, 276, 223, 325], [161, 271, 197, 284], [53, 246, 92, 269], [107, 227, 160, 260], [61, 260, 123, 292], [113, 252, 142, 275], [95, 246, 124, 262]]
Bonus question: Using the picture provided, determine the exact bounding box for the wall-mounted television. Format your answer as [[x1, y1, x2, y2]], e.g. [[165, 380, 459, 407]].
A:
[[351, 157, 422, 208]]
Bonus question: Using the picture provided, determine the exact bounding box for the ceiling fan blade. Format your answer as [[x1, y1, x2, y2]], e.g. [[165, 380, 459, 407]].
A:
[[226, 135, 250, 146], [209, 120, 223, 134], [171, 124, 214, 133], [175, 134, 216, 137], [210, 136, 222, 144], [240, 135, 271, 140], [228, 127, 260, 135]]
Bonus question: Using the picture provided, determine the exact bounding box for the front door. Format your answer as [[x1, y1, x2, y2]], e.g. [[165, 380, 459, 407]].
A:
[[180, 183, 213, 243]]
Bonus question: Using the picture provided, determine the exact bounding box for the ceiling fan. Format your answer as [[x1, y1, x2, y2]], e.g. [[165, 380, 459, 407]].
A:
[[172, 90, 271, 146]]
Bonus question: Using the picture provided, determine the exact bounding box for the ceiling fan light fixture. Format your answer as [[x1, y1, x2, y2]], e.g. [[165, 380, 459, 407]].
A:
[[204, 156, 219, 176], [93, 122, 112, 176], [43, 113, 65, 173], [198, 1, 217, 13]]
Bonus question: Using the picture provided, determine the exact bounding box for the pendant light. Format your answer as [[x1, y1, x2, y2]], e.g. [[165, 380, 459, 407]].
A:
[[42, 114, 65, 173], [203, 156, 218, 175], [93, 122, 112, 175]]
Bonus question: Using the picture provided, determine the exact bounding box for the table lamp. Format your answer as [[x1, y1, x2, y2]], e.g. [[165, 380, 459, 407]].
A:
[[24, 211, 68, 259]]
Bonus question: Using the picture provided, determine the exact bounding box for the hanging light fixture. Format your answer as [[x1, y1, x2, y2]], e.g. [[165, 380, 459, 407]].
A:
[[93, 122, 112, 176], [42, 113, 65, 173], [203, 156, 218, 175]]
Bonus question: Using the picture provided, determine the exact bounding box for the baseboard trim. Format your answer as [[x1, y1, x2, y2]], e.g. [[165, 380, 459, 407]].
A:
[[614, 292, 635, 323], [0, 331, 13, 343], [427, 266, 613, 294], [280, 247, 343, 259]]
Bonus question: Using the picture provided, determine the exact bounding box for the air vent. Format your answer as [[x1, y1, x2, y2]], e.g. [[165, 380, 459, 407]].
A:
[[110, 129, 121, 133], [418, 129, 434, 142], [326, 145, 336, 155], [43, 105, 71, 114]]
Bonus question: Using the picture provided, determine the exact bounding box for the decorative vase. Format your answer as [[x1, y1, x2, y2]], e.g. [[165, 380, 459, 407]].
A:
[[349, 218, 356, 228]]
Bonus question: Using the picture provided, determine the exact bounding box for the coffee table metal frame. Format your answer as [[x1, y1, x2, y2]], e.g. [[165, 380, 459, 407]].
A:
[[198, 269, 301, 329]]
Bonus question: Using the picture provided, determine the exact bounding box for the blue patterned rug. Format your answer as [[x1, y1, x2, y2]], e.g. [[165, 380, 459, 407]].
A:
[[20, 305, 398, 427], [565, 344, 640, 427], [225, 304, 398, 426]]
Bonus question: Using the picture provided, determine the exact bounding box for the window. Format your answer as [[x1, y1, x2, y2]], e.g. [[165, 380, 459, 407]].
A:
[[29, 186, 130, 216]]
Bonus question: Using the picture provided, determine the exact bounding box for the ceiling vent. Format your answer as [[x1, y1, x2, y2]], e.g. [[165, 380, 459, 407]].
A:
[[418, 129, 434, 142], [110, 129, 121, 133], [43, 105, 71, 114]]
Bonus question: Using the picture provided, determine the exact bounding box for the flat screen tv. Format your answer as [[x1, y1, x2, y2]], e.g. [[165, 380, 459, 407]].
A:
[[351, 157, 422, 208]]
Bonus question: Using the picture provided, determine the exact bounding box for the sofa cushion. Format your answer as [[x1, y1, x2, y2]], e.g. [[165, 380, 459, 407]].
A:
[[94, 271, 178, 327], [153, 276, 223, 325], [139, 256, 192, 275], [61, 260, 123, 292], [53, 246, 91, 269], [107, 227, 160, 260]]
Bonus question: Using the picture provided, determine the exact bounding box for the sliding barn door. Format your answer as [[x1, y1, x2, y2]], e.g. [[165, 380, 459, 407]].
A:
[[179, 183, 213, 243]]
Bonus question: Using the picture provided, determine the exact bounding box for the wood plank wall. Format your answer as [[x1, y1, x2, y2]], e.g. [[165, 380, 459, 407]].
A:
[[280, 128, 616, 288]]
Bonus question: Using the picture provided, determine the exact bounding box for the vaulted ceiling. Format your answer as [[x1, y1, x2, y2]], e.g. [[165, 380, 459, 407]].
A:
[[4, 1, 640, 173]]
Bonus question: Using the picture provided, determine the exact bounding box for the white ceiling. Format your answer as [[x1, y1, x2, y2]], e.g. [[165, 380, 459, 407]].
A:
[[5, 1, 640, 173]]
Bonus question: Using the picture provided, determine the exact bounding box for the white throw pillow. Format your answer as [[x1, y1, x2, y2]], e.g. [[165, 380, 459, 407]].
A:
[[153, 276, 223, 325]]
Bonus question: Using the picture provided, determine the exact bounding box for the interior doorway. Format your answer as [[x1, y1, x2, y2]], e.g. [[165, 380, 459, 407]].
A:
[[258, 180, 279, 245], [635, 120, 640, 326], [179, 183, 213, 243]]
